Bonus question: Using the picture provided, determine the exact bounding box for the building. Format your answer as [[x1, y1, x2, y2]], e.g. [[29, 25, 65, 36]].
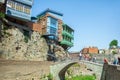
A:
[[27, 22, 41, 33], [0, 0, 6, 14], [99, 49, 105, 54], [82, 47, 98, 54], [5, 0, 33, 20], [61, 24, 74, 49], [36, 9, 63, 41], [35, 9, 74, 50], [82, 48, 88, 54], [88, 47, 98, 54]]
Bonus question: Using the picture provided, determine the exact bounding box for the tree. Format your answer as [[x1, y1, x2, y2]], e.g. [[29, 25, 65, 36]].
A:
[[109, 40, 118, 48]]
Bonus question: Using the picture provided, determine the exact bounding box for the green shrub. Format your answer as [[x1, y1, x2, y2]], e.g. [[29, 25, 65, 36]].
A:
[[112, 51, 117, 55], [47, 73, 53, 80], [65, 75, 96, 80], [24, 36, 29, 43], [23, 30, 30, 43], [73, 64, 80, 67], [0, 12, 5, 18]]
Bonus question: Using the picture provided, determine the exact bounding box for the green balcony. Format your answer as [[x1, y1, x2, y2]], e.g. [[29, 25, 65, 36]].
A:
[[60, 40, 73, 47], [62, 30, 74, 39]]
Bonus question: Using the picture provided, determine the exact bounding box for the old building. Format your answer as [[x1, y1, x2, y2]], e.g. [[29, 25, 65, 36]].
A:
[[34, 9, 74, 50], [99, 49, 105, 54], [36, 9, 63, 41], [61, 24, 74, 49], [6, 0, 33, 20], [27, 22, 41, 33], [82, 48, 88, 54], [82, 47, 98, 54], [88, 47, 98, 54], [0, 0, 6, 14]]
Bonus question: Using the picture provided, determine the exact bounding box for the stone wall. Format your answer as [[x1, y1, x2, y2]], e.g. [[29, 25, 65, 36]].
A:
[[0, 60, 53, 80], [0, 22, 48, 61], [101, 63, 120, 80]]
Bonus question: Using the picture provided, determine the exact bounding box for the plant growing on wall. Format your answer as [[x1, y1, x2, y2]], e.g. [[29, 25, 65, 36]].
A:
[[23, 30, 30, 43], [47, 73, 53, 80], [0, 12, 5, 18]]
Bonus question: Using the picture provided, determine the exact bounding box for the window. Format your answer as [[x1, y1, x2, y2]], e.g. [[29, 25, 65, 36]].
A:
[[24, 6, 30, 14], [16, 3, 19, 11], [11, 1, 15, 9], [50, 17, 57, 27], [7, 0, 15, 9], [50, 27, 57, 34], [18, 4, 23, 12]]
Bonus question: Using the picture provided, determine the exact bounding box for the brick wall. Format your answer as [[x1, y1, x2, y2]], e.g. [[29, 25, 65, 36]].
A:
[[82, 47, 98, 54], [37, 14, 47, 35], [82, 48, 88, 54], [27, 22, 42, 33], [57, 19, 63, 41], [88, 47, 98, 54]]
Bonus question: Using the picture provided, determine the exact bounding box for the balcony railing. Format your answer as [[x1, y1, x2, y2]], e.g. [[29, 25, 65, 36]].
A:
[[62, 30, 74, 38], [60, 40, 73, 47], [6, 7, 31, 20], [15, 0, 33, 6]]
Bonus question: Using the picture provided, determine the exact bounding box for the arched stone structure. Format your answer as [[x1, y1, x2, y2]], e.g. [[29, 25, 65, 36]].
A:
[[59, 63, 77, 80], [50, 60, 103, 80]]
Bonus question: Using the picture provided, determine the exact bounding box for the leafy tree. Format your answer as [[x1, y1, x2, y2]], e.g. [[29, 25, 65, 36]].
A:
[[109, 40, 118, 48]]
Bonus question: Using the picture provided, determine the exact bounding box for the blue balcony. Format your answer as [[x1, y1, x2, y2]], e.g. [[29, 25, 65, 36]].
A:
[[15, 0, 33, 6], [6, 7, 31, 20]]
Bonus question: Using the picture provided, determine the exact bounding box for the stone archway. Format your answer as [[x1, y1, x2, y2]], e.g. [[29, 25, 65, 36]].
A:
[[50, 60, 103, 80], [58, 63, 77, 80]]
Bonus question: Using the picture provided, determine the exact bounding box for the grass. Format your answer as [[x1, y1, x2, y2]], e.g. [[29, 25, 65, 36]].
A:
[[65, 75, 96, 80]]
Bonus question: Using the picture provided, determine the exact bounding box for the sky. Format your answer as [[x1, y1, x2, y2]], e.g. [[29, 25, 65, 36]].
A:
[[32, 0, 120, 52]]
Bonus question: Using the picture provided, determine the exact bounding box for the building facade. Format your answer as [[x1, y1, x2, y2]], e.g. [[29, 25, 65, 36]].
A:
[[82, 48, 88, 54], [61, 24, 74, 49], [36, 9, 63, 40], [29, 9, 74, 50], [5, 0, 33, 20], [0, 0, 6, 14], [99, 49, 105, 54], [82, 47, 98, 54]]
